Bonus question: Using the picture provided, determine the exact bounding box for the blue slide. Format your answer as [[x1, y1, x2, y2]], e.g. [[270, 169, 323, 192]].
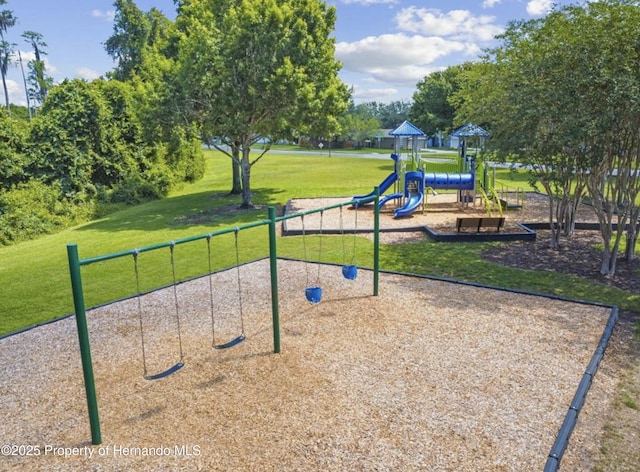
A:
[[353, 172, 398, 204], [378, 192, 403, 209], [394, 192, 423, 218]]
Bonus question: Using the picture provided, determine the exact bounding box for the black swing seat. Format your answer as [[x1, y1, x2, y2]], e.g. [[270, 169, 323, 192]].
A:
[[214, 334, 246, 350], [144, 361, 184, 381]]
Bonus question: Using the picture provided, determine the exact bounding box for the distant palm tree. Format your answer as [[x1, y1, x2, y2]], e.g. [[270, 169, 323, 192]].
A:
[[0, 2, 16, 114], [0, 40, 14, 113], [17, 50, 30, 119], [22, 30, 52, 110]]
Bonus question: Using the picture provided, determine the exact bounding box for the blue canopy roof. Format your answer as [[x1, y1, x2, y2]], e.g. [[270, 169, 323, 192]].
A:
[[389, 120, 425, 137], [450, 123, 490, 138]]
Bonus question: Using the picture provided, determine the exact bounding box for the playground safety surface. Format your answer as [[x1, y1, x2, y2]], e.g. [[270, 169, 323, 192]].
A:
[[0, 259, 616, 471], [284, 192, 598, 244]]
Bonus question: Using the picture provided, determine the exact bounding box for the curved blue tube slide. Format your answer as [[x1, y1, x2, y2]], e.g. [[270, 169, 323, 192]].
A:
[[394, 192, 423, 218], [378, 192, 403, 209]]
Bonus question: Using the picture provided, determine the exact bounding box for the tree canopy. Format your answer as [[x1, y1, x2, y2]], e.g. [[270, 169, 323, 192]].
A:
[[337, 103, 382, 148], [455, 0, 640, 275], [175, 0, 349, 207], [409, 64, 469, 138]]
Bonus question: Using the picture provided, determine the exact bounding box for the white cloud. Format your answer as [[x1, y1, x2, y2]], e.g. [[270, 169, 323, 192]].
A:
[[11, 50, 57, 75], [483, 0, 502, 7], [76, 67, 100, 81], [91, 9, 116, 22], [336, 7, 502, 103], [338, 34, 466, 68], [12, 49, 34, 63], [526, 0, 554, 16], [337, 33, 477, 86], [395, 7, 503, 42], [351, 85, 399, 101], [5, 79, 27, 107]]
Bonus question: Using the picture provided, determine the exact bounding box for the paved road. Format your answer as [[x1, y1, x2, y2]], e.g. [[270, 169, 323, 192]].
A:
[[204, 144, 455, 160]]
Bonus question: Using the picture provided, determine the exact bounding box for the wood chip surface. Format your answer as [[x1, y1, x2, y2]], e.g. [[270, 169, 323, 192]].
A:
[[0, 258, 615, 471], [285, 192, 598, 244]]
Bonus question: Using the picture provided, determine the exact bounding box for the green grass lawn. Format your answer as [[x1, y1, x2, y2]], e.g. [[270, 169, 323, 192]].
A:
[[1, 149, 637, 337]]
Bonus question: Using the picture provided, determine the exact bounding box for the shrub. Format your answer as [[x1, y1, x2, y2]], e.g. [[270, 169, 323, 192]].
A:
[[0, 180, 94, 245]]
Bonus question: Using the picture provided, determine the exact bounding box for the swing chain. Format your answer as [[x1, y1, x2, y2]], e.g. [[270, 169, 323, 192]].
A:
[[351, 204, 358, 265], [316, 210, 323, 284], [301, 213, 310, 287], [132, 249, 150, 378], [206, 234, 217, 348], [234, 227, 245, 336], [208, 230, 246, 349], [169, 242, 185, 362]]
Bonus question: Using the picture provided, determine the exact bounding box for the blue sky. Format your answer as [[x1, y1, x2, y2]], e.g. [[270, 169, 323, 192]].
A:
[[4, 0, 581, 106]]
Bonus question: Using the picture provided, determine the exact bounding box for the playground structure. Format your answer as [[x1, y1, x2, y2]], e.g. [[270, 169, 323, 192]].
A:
[[355, 122, 525, 220], [355, 152, 502, 219]]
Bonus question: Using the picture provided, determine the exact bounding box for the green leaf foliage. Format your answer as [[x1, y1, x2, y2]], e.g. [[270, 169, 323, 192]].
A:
[[0, 180, 92, 245], [0, 107, 29, 189], [175, 0, 349, 206]]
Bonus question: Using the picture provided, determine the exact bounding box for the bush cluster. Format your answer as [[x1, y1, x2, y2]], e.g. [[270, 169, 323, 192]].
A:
[[0, 79, 204, 245]]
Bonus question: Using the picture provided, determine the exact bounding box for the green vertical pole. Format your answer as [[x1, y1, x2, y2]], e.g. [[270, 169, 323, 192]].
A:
[[267, 207, 281, 353], [66, 244, 102, 445], [373, 186, 380, 296]]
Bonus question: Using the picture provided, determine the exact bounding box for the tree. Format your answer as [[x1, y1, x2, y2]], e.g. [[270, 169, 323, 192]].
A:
[[410, 65, 468, 138], [337, 103, 382, 148], [0, 106, 28, 189], [27, 79, 111, 197], [455, 1, 640, 275], [0, 0, 16, 114], [105, 0, 154, 82], [105, 1, 205, 190], [22, 31, 53, 110], [176, 0, 349, 208], [359, 101, 411, 129], [0, 40, 13, 112], [573, 1, 640, 274]]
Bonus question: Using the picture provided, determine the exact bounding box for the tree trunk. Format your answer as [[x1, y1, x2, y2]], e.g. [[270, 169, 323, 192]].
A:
[[600, 243, 614, 275], [230, 145, 242, 195], [625, 225, 638, 262], [1, 72, 10, 116], [562, 187, 584, 237], [543, 185, 560, 249], [624, 207, 640, 261], [240, 145, 253, 208]]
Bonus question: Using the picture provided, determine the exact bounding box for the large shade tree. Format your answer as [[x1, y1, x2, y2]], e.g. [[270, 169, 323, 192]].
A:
[[455, 19, 590, 250], [176, 0, 349, 208]]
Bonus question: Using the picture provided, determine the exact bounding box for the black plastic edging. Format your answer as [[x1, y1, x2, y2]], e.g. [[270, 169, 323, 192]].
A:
[[423, 222, 537, 242], [0, 313, 75, 341], [544, 306, 618, 472]]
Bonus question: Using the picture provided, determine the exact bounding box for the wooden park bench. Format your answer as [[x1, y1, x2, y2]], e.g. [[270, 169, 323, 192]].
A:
[[456, 216, 505, 233]]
